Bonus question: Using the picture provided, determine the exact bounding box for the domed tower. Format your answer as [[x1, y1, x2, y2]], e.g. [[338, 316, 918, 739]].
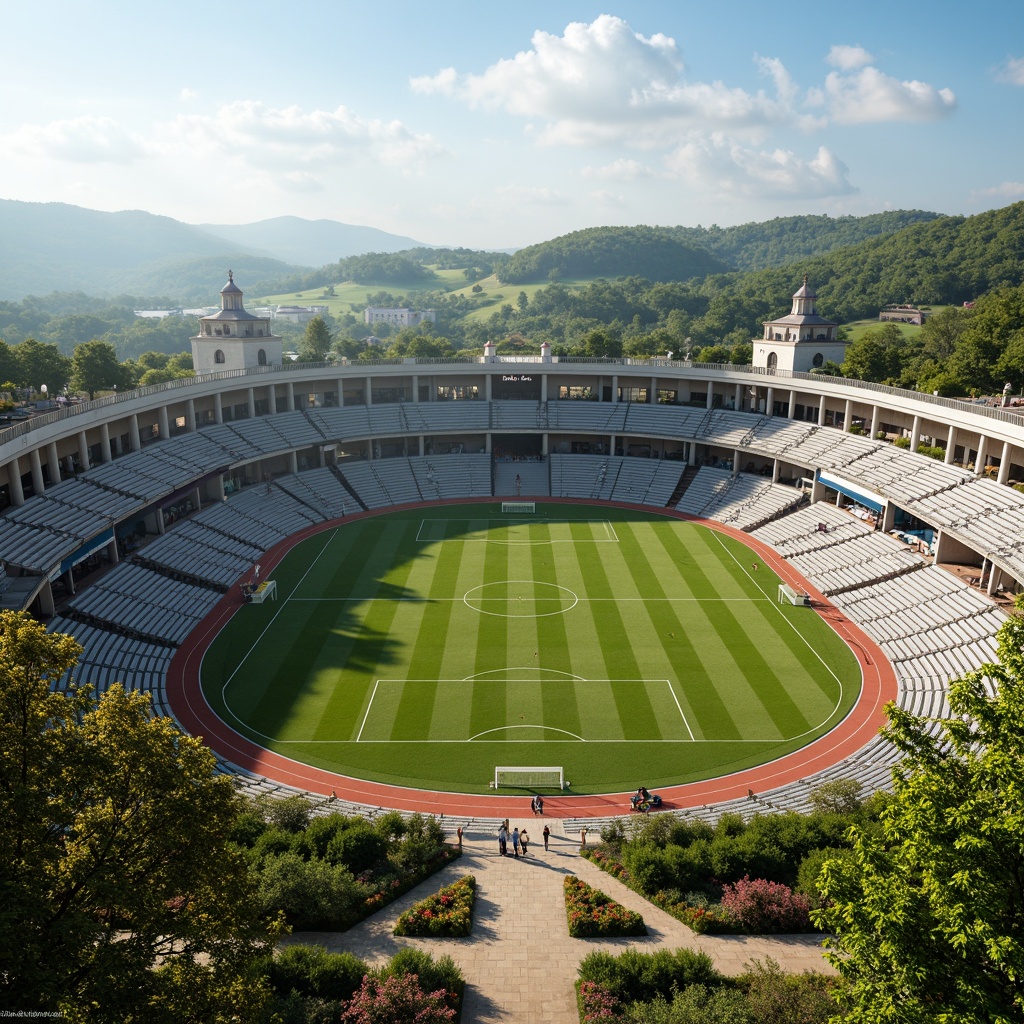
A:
[[753, 276, 847, 373], [191, 271, 282, 374]]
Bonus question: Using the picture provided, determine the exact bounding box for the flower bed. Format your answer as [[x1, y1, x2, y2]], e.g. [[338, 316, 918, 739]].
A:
[[361, 845, 462, 924], [564, 875, 646, 938], [394, 875, 476, 937]]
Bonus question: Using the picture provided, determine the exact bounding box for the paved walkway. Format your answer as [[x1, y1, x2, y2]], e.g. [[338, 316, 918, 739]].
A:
[[285, 818, 832, 1023]]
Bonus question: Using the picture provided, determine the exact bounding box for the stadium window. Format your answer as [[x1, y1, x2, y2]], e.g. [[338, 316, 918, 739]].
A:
[[812, 352, 824, 368], [214, 350, 225, 364], [257, 349, 267, 365]]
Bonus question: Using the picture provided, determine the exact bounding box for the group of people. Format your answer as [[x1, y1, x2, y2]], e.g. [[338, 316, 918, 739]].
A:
[[497, 818, 551, 857], [630, 786, 662, 813]]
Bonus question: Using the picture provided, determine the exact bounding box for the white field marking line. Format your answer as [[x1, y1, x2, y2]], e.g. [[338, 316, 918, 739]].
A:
[[287, 596, 768, 603], [355, 679, 381, 743], [218, 529, 341, 741], [469, 724, 586, 741], [464, 667, 586, 680], [414, 517, 620, 543], [666, 679, 696, 741], [708, 530, 851, 738]]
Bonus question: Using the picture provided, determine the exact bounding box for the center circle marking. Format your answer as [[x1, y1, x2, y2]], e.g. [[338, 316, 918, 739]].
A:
[[463, 580, 579, 618]]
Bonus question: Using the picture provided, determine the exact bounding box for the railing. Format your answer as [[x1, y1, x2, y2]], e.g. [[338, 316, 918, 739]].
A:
[[2, 356, 1021, 449]]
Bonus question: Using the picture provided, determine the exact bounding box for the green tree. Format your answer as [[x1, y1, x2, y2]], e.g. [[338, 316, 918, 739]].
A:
[[11, 338, 71, 395], [816, 614, 1024, 1022], [841, 323, 912, 384], [0, 612, 281, 1021], [298, 315, 333, 362], [70, 339, 130, 399]]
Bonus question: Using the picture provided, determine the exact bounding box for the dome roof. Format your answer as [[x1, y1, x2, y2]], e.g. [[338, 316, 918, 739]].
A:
[[221, 270, 242, 295]]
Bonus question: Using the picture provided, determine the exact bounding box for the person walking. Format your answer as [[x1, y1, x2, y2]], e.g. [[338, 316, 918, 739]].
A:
[[520, 829, 530, 856], [543, 824, 550, 851], [498, 824, 507, 857], [512, 827, 521, 857]]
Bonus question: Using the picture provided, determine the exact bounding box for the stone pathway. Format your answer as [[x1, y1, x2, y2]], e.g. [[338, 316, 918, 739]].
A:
[[286, 818, 832, 1023]]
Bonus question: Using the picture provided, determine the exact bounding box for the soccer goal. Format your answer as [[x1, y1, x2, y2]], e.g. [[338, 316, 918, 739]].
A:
[[501, 501, 536, 514], [493, 766, 565, 790]]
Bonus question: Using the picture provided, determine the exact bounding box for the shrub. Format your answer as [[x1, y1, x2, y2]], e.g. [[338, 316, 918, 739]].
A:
[[394, 875, 476, 937], [624, 985, 751, 1023], [262, 794, 313, 833], [578, 979, 625, 1022], [719, 876, 812, 933], [255, 852, 368, 930], [808, 779, 863, 815], [739, 958, 836, 1024], [893, 435, 911, 448], [578, 949, 721, 1005], [795, 847, 856, 911], [564, 876, 646, 938], [338, 972, 456, 1023], [267, 944, 368, 1002]]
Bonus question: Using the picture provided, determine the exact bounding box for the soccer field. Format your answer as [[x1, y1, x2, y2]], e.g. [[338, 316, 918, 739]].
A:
[[199, 503, 862, 794]]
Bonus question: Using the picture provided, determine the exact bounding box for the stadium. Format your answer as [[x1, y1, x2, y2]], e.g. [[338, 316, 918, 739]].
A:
[[2, 274, 1021, 828]]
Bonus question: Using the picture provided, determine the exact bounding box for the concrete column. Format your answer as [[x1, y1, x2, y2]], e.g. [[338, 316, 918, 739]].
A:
[[612, 375, 619, 402], [910, 415, 921, 450], [62, 568, 75, 596], [336, 378, 345, 407], [214, 475, 225, 500], [8, 455, 24, 506], [286, 382, 295, 412], [289, 451, 299, 473], [99, 423, 112, 463], [706, 382, 714, 410], [870, 405, 880, 440], [485, 432, 492, 454], [541, 375, 548, 403], [766, 387, 774, 415], [817, 395, 827, 425], [411, 375, 418, 403], [997, 441, 1012, 485], [811, 475, 827, 503], [364, 377, 372, 406], [214, 393, 223, 425], [247, 387, 255, 418], [732, 449, 740, 477], [945, 425, 957, 464], [787, 389, 797, 419], [844, 399, 853, 432], [485, 374, 492, 401], [975, 435, 989, 475], [542, 433, 549, 456], [30, 448, 44, 495], [882, 502, 896, 532], [47, 442, 61, 486], [78, 431, 91, 471], [650, 376, 657, 403], [610, 434, 617, 456], [129, 414, 141, 452], [419, 436, 424, 456], [733, 383, 742, 411], [772, 458, 780, 482], [688, 444, 698, 467], [107, 537, 120, 565], [186, 398, 196, 431], [267, 384, 277, 414], [159, 404, 170, 439], [36, 580, 55, 617]]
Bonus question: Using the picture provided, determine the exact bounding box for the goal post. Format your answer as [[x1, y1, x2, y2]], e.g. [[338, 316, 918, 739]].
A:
[[501, 501, 536, 514], [493, 766, 565, 790]]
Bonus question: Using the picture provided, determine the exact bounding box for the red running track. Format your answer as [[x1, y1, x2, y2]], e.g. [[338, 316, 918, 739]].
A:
[[166, 499, 898, 819]]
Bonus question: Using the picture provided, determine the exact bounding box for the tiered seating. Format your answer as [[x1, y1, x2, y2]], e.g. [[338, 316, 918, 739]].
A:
[[275, 468, 352, 520], [409, 454, 492, 499], [136, 519, 261, 587], [675, 467, 733, 515], [607, 458, 684, 506], [336, 461, 401, 509], [751, 502, 873, 555], [701, 410, 764, 447], [67, 562, 221, 645], [48, 616, 174, 712], [491, 401, 545, 430], [550, 454, 616, 501], [0, 516, 80, 573], [547, 401, 628, 433], [699, 475, 805, 530], [363, 458, 421, 504], [786, 532, 922, 595]]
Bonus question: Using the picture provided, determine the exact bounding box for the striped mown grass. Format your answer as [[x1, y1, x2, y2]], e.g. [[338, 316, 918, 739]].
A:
[[201, 503, 860, 794]]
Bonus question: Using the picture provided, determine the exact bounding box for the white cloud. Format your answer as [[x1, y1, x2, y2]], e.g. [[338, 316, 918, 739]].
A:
[[180, 87, 199, 101], [663, 136, 855, 199], [5, 115, 149, 164], [589, 189, 627, 208], [827, 45, 874, 71], [972, 180, 1024, 199], [167, 100, 445, 176], [996, 56, 1024, 85], [825, 67, 956, 123], [492, 184, 569, 206], [580, 159, 654, 182]]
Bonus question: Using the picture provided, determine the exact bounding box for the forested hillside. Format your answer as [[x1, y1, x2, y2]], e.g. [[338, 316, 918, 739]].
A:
[[496, 226, 729, 284]]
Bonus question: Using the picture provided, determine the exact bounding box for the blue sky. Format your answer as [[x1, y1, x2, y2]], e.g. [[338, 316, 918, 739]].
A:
[[2, 0, 1022, 250]]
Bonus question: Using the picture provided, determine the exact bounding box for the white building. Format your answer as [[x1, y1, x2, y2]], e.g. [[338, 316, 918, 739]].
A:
[[191, 271, 282, 374], [753, 277, 848, 373], [363, 307, 436, 327]]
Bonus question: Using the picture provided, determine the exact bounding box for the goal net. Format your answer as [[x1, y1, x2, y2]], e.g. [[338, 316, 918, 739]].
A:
[[493, 766, 565, 790], [501, 501, 536, 514]]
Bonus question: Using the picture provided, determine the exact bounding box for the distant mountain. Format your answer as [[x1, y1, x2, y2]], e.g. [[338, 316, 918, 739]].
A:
[[0, 200, 434, 302], [196, 216, 430, 268]]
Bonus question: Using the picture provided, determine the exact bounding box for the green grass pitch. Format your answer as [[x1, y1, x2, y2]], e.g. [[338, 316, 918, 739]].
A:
[[200, 503, 862, 795]]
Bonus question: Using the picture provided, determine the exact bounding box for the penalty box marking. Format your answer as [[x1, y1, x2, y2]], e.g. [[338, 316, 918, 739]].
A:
[[414, 518, 619, 543], [355, 677, 693, 743]]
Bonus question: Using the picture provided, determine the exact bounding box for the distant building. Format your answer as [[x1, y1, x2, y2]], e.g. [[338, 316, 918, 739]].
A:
[[191, 271, 282, 375], [363, 307, 436, 327], [274, 304, 329, 324], [752, 276, 847, 373], [880, 304, 929, 326]]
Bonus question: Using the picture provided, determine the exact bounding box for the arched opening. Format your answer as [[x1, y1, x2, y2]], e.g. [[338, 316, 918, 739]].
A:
[[214, 350, 225, 364], [257, 349, 267, 366], [767, 352, 778, 370]]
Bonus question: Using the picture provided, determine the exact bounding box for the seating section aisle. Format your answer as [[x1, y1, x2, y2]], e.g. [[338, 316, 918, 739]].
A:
[[675, 467, 804, 529], [410, 454, 492, 500]]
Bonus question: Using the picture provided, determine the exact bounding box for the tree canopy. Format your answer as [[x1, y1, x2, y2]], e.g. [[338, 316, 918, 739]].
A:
[[816, 614, 1024, 1022], [0, 612, 281, 1021]]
